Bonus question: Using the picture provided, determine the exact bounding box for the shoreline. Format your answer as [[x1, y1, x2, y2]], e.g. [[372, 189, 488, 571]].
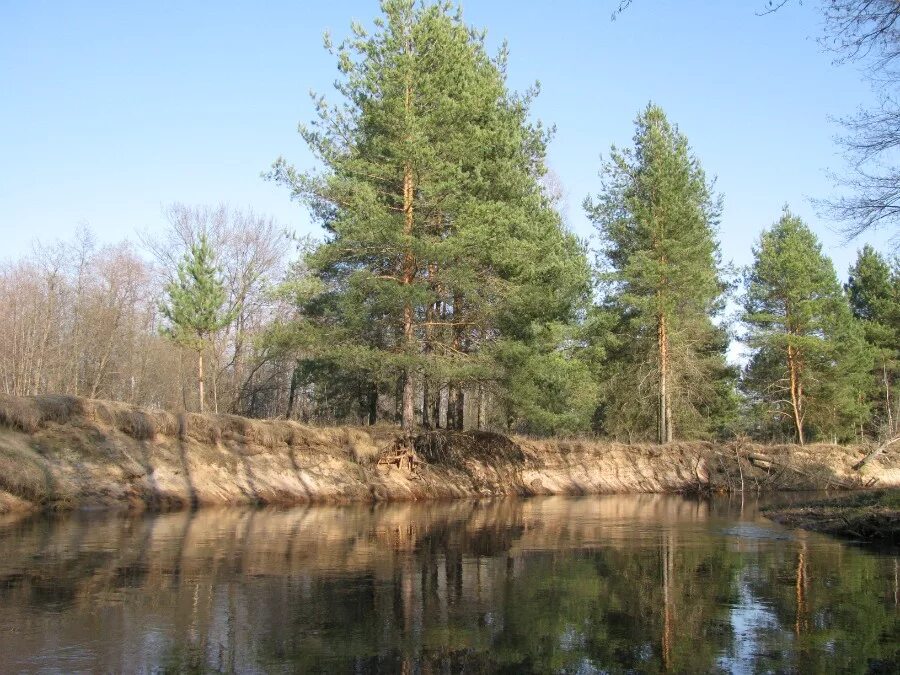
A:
[[762, 490, 900, 544], [2, 394, 899, 514]]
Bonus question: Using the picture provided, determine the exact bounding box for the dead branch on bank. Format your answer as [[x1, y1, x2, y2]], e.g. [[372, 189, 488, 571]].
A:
[[853, 435, 900, 472], [376, 436, 421, 476]]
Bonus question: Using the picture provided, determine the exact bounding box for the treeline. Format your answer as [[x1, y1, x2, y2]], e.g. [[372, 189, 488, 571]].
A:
[[0, 206, 296, 417], [2, 1, 897, 445]]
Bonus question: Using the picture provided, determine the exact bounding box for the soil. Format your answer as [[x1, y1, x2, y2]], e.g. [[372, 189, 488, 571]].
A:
[[2, 394, 899, 513]]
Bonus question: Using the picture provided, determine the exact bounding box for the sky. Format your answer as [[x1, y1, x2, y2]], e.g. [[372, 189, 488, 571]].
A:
[[0, 0, 894, 280]]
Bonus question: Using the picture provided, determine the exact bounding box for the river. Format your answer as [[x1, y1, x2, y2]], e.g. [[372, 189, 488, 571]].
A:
[[0, 495, 897, 673]]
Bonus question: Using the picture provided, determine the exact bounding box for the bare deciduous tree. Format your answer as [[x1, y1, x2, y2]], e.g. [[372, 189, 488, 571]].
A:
[[141, 204, 292, 414]]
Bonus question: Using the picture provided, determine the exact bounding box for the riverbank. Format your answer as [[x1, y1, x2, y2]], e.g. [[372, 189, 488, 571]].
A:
[[762, 490, 900, 544], [2, 394, 899, 513]]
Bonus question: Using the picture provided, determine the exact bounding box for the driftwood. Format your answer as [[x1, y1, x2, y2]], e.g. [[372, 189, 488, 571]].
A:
[[376, 437, 421, 476], [744, 452, 858, 489], [853, 436, 900, 472], [746, 453, 774, 470]]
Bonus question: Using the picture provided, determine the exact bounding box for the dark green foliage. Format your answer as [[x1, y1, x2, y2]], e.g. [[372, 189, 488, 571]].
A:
[[846, 246, 900, 437], [160, 235, 234, 411], [490, 323, 598, 436], [742, 209, 873, 443], [268, 0, 592, 433], [160, 235, 233, 351], [585, 103, 735, 442]]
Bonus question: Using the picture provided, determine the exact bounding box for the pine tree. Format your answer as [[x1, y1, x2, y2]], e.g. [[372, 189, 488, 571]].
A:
[[268, 0, 590, 434], [846, 245, 900, 437], [584, 103, 733, 443], [742, 209, 872, 444], [160, 235, 233, 413]]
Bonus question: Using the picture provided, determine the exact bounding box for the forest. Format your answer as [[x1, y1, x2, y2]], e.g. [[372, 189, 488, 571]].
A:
[[1, 0, 897, 446]]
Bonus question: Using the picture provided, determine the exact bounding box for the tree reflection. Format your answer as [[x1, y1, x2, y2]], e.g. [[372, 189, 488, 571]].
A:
[[0, 496, 897, 673]]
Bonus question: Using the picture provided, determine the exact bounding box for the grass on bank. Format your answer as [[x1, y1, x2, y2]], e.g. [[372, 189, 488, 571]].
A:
[[0, 393, 387, 458]]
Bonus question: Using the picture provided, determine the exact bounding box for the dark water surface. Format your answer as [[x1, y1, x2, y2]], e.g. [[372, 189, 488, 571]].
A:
[[1, 495, 898, 674]]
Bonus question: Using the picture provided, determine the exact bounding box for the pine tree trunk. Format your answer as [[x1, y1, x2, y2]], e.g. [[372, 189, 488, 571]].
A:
[[401, 182, 415, 434], [884, 360, 894, 436], [198, 349, 205, 414], [477, 383, 486, 430], [449, 292, 465, 431], [665, 390, 673, 444], [212, 342, 219, 414], [432, 382, 442, 429], [422, 375, 430, 429], [180, 350, 188, 411], [454, 387, 464, 430], [368, 382, 378, 426], [286, 364, 299, 419], [446, 385, 454, 429], [658, 312, 671, 444], [402, 371, 414, 434], [400, 75, 416, 435], [422, 291, 437, 430], [447, 385, 458, 430], [787, 343, 805, 445], [233, 315, 244, 413], [438, 383, 448, 429]]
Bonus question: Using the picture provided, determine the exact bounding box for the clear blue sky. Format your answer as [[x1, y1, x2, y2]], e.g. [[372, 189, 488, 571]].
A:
[[0, 0, 892, 277]]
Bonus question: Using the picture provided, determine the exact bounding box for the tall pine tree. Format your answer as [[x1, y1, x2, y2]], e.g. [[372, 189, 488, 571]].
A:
[[268, 0, 589, 433], [742, 210, 872, 444], [846, 245, 900, 437], [585, 104, 733, 443]]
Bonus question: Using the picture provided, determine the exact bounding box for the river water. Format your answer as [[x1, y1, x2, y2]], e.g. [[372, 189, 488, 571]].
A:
[[0, 495, 897, 674]]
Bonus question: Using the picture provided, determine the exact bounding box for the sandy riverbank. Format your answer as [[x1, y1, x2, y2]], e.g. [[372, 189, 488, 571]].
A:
[[2, 394, 898, 513]]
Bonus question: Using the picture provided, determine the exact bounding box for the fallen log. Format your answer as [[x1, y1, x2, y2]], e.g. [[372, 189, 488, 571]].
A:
[[733, 452, 858, 490], [853, 436, 900, 472], [746, 453, 774, 470]]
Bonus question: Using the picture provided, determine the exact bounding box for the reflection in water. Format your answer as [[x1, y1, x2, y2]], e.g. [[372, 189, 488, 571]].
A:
[[0, 495, 898, 673]]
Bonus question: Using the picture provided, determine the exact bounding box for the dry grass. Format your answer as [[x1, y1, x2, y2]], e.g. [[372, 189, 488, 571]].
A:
[[271, 420, 300, 446], [116, 409, 157, 440], [344, 428, 381, 464], [219, 415, 295, 449], [0, 394, 41, 433], [87, 400, 180, 441], [0, 437, 52, 503], [0, 394, 346, 451], [238, 417, 275, 448], [179, 413, 222, 444], [34, 395, 86, 424], [167, 412, 305, 449], [0, 394, 183, 444], [0, 394, 92, 432], [146, 409, 179, 437]]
